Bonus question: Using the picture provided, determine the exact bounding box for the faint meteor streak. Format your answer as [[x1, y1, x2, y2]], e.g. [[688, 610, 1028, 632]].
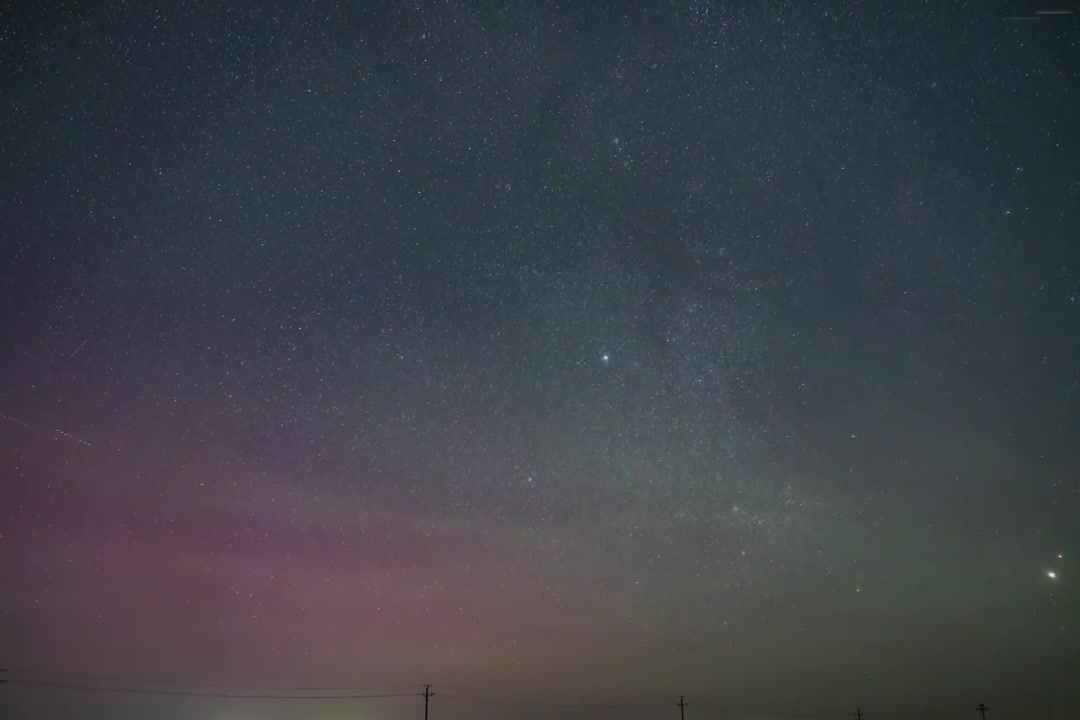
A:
[[68, 338, 89, 358], [1004, 9, 1074, 20], [0, 412, 92, 447], [54, 428, 92, 447], [0, 412, 36, 430]]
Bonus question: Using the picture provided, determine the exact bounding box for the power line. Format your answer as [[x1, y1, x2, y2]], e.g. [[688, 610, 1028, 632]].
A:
[[439, 692, 630, 710], [4, 678, 422, 701], [289, 685, 423, 692], [3, 675, 643, 711], [3, 670, 422, 695], [437, 686, 675, 709]]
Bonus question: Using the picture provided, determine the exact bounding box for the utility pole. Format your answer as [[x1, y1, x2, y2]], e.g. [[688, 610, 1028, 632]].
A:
[[677, 695, 687, 720], [976, 703, 989, 720], [424, 684, 434, 720], [854, 706, 864, 720]]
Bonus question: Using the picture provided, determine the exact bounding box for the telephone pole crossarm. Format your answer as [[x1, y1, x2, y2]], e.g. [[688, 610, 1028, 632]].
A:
[[424, 684, 435, 720]]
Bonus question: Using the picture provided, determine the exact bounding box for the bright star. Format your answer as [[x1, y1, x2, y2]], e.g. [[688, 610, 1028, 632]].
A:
[[1047, 570, 1058, 580], [601, 353, 610, 363]]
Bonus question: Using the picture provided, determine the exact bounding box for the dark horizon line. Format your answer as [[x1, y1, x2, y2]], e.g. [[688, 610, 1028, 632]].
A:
[[3, 676, 1076, 717]]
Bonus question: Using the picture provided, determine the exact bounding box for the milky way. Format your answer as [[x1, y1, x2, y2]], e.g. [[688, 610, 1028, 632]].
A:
[[1, 2, 1078, 719]]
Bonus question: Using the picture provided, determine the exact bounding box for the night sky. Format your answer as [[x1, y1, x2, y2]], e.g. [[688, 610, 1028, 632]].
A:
[[1, 1, 1078, 719]]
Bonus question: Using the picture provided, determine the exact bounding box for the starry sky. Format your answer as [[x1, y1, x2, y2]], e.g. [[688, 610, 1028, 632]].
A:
[[1, 1, 1078, 719]]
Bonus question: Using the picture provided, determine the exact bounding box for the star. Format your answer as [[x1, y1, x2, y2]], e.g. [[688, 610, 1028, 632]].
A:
[[1047, 571, 1058, 580], [601, 353, 611, 363]]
